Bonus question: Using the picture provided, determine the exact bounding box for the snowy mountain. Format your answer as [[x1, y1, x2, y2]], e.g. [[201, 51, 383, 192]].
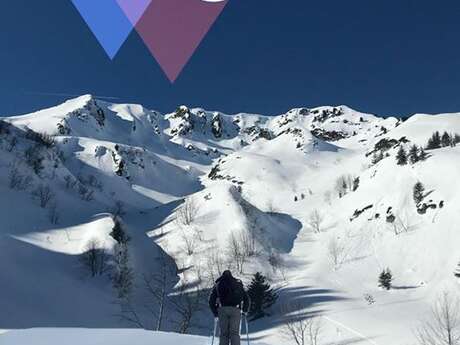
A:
[[1, 95, 460, 345]]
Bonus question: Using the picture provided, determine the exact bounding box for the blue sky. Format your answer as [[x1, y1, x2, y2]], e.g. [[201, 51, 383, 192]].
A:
[[1, 0, 460, 117]]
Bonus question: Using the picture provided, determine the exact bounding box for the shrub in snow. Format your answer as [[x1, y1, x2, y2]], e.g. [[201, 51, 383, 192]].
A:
[[248, 272, 278, 320], [364, 293, 376, 305], [378, 268, 393, 290]]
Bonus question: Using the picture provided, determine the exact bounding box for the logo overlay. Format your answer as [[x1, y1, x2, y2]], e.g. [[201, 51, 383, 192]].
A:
[[72, 0, 228, 82]]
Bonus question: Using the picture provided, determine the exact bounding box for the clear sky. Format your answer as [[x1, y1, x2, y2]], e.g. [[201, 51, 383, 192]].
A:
[[1, 0, 460, 117]]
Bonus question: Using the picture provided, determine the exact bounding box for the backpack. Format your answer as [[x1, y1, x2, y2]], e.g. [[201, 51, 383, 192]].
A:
[[216, 277, 244, 307]]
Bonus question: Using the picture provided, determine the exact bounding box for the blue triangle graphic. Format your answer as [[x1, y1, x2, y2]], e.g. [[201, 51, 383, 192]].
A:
[[72, 0, 134, 59]]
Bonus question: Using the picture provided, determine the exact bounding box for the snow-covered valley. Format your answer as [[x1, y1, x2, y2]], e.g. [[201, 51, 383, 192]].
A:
[[1, 95, 460, 344]]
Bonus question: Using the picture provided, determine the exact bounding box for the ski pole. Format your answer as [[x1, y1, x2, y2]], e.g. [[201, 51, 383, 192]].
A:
[[245, 313, 250, 345], [211, 317, 218, 345]]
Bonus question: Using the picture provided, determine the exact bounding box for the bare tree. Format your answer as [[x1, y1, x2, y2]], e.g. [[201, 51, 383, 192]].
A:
[[416, 292, 460, 345], [8, 163, 32, 191], [169, 275, 206, 334], [78, 184, 94, 201], [269, 251, 288, 281], [24, 145, 44, 175], [240, 229, 258, 257], [282, 303, 323, 345], [80, 239, 109, 277], [64, 175, 78, 190], [308, 210, 324, 234], [112, 243, 134, 298], [204, 246, 226, 284], [31, 184, 55, 208], [227, 232, 247, 274], [143, 251, 176, 331], [111, 200, 126, 217], [335, 174, 355, 198], [116, 297, 145, 329], [180, 228, 197, 256], [176, 197, 199, 226], [6, 136, 18, 152], [327, 236, 348, 270], [48, 202, 60, 225]]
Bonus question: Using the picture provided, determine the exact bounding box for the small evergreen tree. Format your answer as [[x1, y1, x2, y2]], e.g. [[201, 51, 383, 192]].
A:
[[453, 134, 460, 146], [418, 148, 428, 161], [396, 146, 408, 165], [413, 182, 425, 205], [408, 144, 419, 164], [110, 218, 130, 244], [441, 132, 452, 147], [247, 272, 278, 320], [378, 268, 393, 290], [426, 131, 441, 150]]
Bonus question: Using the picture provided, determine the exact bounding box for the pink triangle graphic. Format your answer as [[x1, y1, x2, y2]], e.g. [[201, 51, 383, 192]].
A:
[[116, 0, 152, 25], [135, 0, 228, 82]]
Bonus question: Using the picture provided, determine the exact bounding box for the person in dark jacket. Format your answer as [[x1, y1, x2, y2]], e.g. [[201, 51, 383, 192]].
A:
[[209, 270, 250, 345]]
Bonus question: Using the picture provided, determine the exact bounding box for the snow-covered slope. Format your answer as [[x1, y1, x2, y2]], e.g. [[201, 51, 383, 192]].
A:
[[0, 329, 212, 345], [3, 95, 460, 344]]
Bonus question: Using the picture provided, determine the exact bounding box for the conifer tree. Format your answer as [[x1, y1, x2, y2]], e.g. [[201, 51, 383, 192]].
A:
[[413, 182, 425, 205], [247, 272, 278, 320], [110, 218, 130, 244], [427, 131, 441, 150], [441, 131, 452, 147], [409, 144, 419, 164], [378, 268, 393, 290], [418, 148, 428, 161], [454, 134, 460, 146], [396, 146, 408, 165]]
